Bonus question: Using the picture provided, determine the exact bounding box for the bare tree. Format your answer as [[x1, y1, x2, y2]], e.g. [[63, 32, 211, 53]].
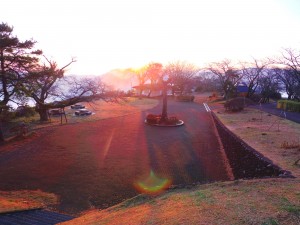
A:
[[145, 62, 163, 97], [57, 75, 119, 104], [195, 69, 220, 92], [21, 57, 118, 121], [194, 70, 220, 92], [240, 58, 268, 98], [274, 68, 298, 100], [271, 48, 300, 100], [164, 61, 197, 95], [258, 69, 281, 103], [206, 59, 242, 99], [129, 67, 148, 98], [21, 57, 75, 121], [276, 48, 300, 77]]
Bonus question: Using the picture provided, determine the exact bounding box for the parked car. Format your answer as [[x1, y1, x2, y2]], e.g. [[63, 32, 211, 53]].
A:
[[48, 109, 63, 116], [75, 109, 92, 116], [71, 104, 85, 109]]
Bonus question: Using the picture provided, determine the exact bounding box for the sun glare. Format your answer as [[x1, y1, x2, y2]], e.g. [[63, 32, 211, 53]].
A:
[[101, 129, 115, 162], [134, 170, 172, 195], [2, 0, 300, 75]]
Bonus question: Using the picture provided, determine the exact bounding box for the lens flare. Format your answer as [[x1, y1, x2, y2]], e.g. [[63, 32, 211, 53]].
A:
[[134, 170, 171, 195]]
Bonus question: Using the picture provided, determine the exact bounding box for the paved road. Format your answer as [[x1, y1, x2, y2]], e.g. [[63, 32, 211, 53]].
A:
[[0, 99, 232, 215], [250, 102, 300, 124]]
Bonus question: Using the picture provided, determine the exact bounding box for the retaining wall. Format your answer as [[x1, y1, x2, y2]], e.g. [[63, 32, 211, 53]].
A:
[[211, 112, 293, 179]]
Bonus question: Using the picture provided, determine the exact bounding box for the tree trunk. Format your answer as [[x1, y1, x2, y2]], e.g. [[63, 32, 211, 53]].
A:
[[139, 89, 143, 99], [0, 107, 5, 142], [37, 108, 49, 121], [0, 123, 4, 142], [160, 84, 168, 123]]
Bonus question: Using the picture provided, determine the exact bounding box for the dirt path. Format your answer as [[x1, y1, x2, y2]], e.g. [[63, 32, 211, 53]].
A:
[[0, 99, 231, 215]]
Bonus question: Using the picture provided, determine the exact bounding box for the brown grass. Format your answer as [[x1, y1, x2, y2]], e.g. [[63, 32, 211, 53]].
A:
[[0, 190, 58, 213], [37, 97, 159, 127], [3, 97, 159, 138], [214, 108, 300, 177], [60, 179, 300, 225]]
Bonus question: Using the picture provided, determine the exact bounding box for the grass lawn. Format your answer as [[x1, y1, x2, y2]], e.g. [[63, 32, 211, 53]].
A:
[[0, 190, 57, 214], [59, 179, 300, 225], [2, 97, 159, 139]]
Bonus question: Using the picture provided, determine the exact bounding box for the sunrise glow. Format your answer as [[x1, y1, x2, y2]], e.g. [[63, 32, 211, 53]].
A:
[[2, 0, 300, 75]]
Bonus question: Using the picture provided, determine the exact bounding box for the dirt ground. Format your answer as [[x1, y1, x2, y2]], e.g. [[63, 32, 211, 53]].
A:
[[0, 98, 231, 215]]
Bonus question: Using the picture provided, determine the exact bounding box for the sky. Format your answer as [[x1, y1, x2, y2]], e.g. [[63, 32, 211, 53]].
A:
[[2, 0, 300, 76]]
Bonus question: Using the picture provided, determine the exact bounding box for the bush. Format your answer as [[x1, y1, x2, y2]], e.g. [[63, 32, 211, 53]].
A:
[[146, 114, 180, 125], [277, 100, 300, 112], [176, 95, 194, 102], [249, 93, 262, 103], [165, 116, 179, 125], [224, 97, 255, 112], [270, 92, 282, 100], [146, 114, 160, 124], [194, 86, 203, 92], [0, 106, 16, 122], [16, 105, 36, 117]]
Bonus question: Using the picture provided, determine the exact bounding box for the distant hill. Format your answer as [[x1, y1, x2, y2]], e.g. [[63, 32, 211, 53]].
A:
[[100, 69, 138, 91]]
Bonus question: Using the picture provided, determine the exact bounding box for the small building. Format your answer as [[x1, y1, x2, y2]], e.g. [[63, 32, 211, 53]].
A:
[[236, 82, 248, 97]]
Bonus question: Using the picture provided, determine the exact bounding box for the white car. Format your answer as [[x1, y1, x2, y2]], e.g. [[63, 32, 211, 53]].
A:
[[75, 109, 92, 116], [71, 104, 85, 109]]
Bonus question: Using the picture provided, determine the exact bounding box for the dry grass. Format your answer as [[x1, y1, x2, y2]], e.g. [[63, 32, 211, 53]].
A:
[[60, 179, 300, 225], [214, 108, 300, 177], [0, 190, 58, 213], [4, 97, 159, 136], [39, 97, 159, 126]]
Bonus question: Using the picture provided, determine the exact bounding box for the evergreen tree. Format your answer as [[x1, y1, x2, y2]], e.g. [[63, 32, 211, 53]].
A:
[[0, 22, 42, 141]]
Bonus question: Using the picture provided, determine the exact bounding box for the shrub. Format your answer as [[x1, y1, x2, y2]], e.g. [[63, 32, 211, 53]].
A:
[[16, 105, 36, 117], [211, 92, 217, 98], [165, 116, 179, 125], [176, 95, 194, 102], [277, 100, 300, 112], [146, 114, 180, 125], [249, 93, 262, 103], [224, 97, 255, 112], [280, 141, 300, 149], [194, 86, 203, 92], [0, 106, 16, 122], [146, 114, 160, 124], [270, 92, 282, 100], [9, 122, 30, 137]]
